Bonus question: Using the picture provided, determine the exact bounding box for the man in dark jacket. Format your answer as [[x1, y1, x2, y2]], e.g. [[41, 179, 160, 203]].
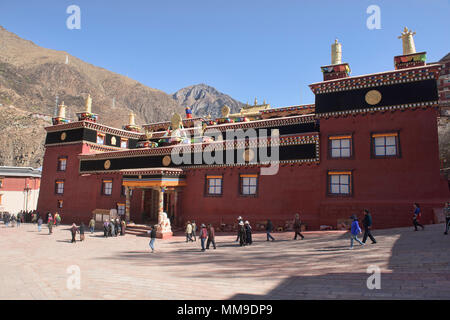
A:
[[266, 219, 275, 241], [147, 225, 157, 253], [362, 209, 377, 244], [206, 224, 216, 249]]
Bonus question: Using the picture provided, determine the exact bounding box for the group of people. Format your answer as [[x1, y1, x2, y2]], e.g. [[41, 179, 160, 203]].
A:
[[184, 221, 216, 251], [103, 218, 126, 238], [69, 223, 86, 243], [348, 209, 378, 249]]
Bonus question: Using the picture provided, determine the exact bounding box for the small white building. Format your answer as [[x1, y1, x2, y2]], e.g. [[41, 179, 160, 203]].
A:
[[0, 166, 41, 214]]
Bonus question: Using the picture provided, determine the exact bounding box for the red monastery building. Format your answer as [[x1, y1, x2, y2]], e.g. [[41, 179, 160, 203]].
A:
[[37, 29, 449, 236]]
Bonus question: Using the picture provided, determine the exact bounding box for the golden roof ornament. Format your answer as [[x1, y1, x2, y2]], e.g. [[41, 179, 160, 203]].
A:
[[221, 105, 230, 118], [128, 112, 136, 126], [171, 113, 182, 129], [254, 98, 258, 106], [144, 128, 153, 140], [85, 94, 92, 113], [331, 39, 342, 65], [57, 101, 66, 118], [398, 27, 416, 55]]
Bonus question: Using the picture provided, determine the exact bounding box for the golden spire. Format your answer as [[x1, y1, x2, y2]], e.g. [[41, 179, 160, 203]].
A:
[[85, 94, 92, 113], [128, 112, 136, 125], [331, 39, 342, 65], [263, 99, 266, 105], [57, 101, 66, 118], [254, 98, 258, 106], [398, 27, 416, 55]]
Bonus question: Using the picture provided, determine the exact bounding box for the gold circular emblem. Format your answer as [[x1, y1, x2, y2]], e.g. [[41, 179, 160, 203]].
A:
[[60, 132, 67, 141], [104, 160, 111, 170], [111, 136, 117, 145], [243, 149, 255, 162], [162, 155, 171, 167], [365, 90, 382, 105]]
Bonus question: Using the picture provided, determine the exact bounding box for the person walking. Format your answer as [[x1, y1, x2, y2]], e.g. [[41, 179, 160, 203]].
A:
[[413, 203, 425, 231], [199, 224, 208, 251], [362, 209, 377, 244], [350, 215, 365, 249], [444, 202, 450, 235], [147, 225, 157, 253], [266, 219, 275, 241], [235, 216, 243, 242], [79, 222, 85, 241], [293, 213, 304, 240], [48, 216, 53, 234], [104, 220, 109, 237], [37, 217, 43, 232], [16, 214, 21, 227], [206, 224, 216, 250], [185, 221, 193, 242], [121, 219, 126, 236], [244, 221, 253, 245], [89, 218, 95, 234], [109, 220, 114, 237], [55, 213, 61, 227], [191, 220, 197, 241], [238, 221, 247, 246], [70, 223, 78, 243]]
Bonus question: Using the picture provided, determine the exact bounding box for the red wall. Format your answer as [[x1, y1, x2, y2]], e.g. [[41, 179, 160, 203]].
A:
[[0, 177, 40, 192]]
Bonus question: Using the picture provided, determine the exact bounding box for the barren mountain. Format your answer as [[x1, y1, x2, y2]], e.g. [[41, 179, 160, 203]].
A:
[[173, 84, 245, 118]]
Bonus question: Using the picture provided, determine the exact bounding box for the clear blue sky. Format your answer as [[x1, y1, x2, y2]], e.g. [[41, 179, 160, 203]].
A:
[[0, 0, 449, 107]]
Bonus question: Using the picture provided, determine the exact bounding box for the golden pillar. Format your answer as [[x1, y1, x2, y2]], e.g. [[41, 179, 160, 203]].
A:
[[125, 186, 131, 222], [398, 27, 416, 55]]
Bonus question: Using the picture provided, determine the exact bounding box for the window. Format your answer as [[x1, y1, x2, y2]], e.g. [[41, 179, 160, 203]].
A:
[[206, 176, 223, 195], [329, 135, 352, 158], [240, 174, 258, 196], [57, 200, 63, 208], [102, 179, 113, 195], [120, 138, 128, 148], [97, 133, 105, 145], [328, 171, 352, 196], [372, 133, 399, 157], [117, 203, 125, 216], [55, 180, 65, 194], [57, 157, 67, 171]]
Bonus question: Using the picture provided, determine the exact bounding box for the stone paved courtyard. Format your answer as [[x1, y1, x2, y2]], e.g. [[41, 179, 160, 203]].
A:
[[0, 222, 449, 300]]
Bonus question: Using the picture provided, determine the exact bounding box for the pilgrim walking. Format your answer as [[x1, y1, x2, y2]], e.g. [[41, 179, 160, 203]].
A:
[[266, 219, 275, 241], [244, 221, 253, 245], [293, 213, 304, 240], [206, 224, 216, 250], [413, 203, 425, 231], [362, 209, 377, 244], [199, 224, 208, 251], [238, 221, 247, 246], [350, 215, 365, 249], [147, 225, 157, 253], [79, 222, 85, 241], [70, 223, 78, 243]]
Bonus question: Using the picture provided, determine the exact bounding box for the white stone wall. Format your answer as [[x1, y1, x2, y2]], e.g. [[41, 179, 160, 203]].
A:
[[0, 189, 40, 214]]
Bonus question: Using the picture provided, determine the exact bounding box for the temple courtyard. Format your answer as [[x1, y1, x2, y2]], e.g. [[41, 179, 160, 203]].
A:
[[0, 222, 449, 300]]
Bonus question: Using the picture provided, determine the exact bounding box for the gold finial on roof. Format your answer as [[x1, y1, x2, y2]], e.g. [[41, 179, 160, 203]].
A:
[[398, 27, 416, 55], [128, 112, 136, 125], [171, 113, 182, 129], [263, 99, 266, 105], [331, 39, 342, 65], [221, 105, 230, 118], [144, 128, 153, 140], [254, 98, 258, 106], [57, 101, 66, 118], [85, 94, 92, 113]]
